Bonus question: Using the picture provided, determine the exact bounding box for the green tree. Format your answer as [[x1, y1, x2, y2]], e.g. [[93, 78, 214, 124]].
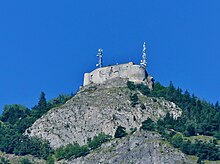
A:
[[185, 122, 196, 136], [0, 104, 30, 125], [0, 157, 10, 164], [20, 158, 31, 164], [180, 140, 194, 155], [13, 136, 52, 159], [47, 94, 72, 109], [171, 133, 183, 148], [215, 101, 219, 109], [127, 81, 136, 90], [46, 156, 55, 164], [114, 126, 127, 138], [136, 83, 150, 95], [166, 81, 175, 101], [141, 118, 156, 131], [38, 92, 47, 109]]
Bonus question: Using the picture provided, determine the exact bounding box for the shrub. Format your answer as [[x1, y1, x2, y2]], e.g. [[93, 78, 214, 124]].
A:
[[20, 158, 31, 164], [213, 132, 220, 140], [13, 136, 52, 160], [130, 93, 139, 107], [54, 133, 111, 160], [141, 118, 156, 131], [55, 143, 89, 160], [88, 133, 111, 150], [0, 157, 10, 164], [171, 133, 183, 148], [46, 156, 55, 164], [130, 127, 137, 134], [136, 84, 150, 95], [127, 81, 136, 90], [115, 126, 127, 138]]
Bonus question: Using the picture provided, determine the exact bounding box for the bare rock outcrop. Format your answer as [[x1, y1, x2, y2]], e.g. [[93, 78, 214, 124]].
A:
[[67, 131, 196, 164], [25, 79, 182, 148]]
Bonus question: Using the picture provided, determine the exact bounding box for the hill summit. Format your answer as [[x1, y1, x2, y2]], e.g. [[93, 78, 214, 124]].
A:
[[25, 77, 195, 163], [1, 45, 220, 163], [23, 44, 197, 163]]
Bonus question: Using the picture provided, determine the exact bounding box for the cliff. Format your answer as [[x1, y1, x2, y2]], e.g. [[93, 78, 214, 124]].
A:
[[25, 78, 181, 148]]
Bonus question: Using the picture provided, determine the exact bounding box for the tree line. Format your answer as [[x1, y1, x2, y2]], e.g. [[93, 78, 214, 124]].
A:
[[0, 92, 73, 161]]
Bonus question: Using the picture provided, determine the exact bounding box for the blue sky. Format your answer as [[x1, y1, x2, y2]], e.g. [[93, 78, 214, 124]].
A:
[[0, 0, 220, 112]]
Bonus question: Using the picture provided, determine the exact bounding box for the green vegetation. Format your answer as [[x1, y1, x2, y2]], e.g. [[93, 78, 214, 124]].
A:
[[143, 119, 219, 161], [0, 91, 111, 161], [141, 118, 220, 161], [0, 119, 52, 159], [114, 126, 127, 138], [0, 156, 10, 164], [0, 92, 72, 160], [19, 158, 32, 164], [128, 81, 220, 138], [55, 133, 111, 160], [46, 156, 55, 164], [55, 143, 89, 160], [84, 86, 97, 93], [130, 93, 139, 107], [127, 81, 150, 95], [141, 118, 156, 131], [130, 127, 137, 134], [131, 81, 220, 162], [88, 133, 112, 150]]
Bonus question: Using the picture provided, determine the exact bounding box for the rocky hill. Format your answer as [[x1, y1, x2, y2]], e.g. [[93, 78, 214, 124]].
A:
[[67, 131, 195, 164], [25, 78, 182, 149]]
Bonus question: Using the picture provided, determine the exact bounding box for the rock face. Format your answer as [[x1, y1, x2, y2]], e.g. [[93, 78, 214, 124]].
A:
[[68, 131, 195, 164], [25, 78, 182, 148]]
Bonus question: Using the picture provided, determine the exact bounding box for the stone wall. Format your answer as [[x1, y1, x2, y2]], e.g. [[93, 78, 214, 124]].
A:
[[83, 62, 148, 86]]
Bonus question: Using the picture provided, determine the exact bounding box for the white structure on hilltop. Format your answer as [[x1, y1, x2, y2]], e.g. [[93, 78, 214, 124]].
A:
[[83, 43, 154, 89], [140, 42, 147, 69], [96, 48, 103, 68]]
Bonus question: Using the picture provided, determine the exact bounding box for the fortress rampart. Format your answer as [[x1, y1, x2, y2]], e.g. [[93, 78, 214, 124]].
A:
[[83, 43, 153, 88], [83, 62, 153, 88]]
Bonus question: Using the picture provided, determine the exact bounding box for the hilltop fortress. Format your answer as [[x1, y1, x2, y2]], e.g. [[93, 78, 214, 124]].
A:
[[83, 43, 154, 89]]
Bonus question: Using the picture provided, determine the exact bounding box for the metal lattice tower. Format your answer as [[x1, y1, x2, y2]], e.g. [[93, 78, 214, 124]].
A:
[[140, 42, 147, 69], [96, 48, 103, 68]]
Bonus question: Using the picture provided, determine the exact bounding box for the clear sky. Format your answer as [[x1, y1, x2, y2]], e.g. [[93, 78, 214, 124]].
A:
[[0, 0, 220, 113]]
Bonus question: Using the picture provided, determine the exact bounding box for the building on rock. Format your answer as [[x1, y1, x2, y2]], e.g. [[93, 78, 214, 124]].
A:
[[83, 43, 154, 89]]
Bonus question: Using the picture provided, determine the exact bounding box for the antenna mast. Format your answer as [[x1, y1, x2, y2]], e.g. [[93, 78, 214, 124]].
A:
[[140, 42, 147, 69], [96, 48, 103, 68]]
